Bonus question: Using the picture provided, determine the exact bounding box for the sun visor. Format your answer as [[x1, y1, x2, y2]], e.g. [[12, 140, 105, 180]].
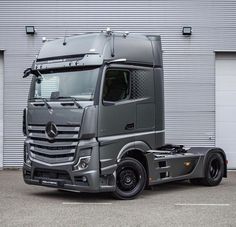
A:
[[33, 54, 103, 70]]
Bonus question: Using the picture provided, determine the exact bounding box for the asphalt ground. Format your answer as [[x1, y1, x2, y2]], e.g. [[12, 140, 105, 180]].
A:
[[0, 170, 236, 227]]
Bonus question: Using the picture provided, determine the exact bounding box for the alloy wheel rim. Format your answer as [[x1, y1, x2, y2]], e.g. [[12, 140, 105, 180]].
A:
[[117, 167, 139, 191], [209, 158, 220, 179]]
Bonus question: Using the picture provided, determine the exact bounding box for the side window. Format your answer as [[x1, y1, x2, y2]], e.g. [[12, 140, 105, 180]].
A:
[[103, 69, 130, 102], [130, 69, 154, 100]]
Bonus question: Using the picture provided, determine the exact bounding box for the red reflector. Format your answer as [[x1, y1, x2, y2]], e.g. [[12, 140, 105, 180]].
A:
[[225, 160, 228, 165]]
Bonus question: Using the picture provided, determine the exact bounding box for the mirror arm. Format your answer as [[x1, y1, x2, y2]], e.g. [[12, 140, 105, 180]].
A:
[[103, 101, 115, 106], [23, 68, 32, 78], [23, 68, 42, 79]]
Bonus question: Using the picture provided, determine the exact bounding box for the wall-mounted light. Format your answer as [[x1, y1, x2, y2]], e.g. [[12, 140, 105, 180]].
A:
[[182, 26, 192, 36], [25, 26, 35, 35]]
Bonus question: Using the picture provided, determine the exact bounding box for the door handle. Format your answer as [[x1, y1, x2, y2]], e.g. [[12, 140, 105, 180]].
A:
[[125, 123, 134, 130]]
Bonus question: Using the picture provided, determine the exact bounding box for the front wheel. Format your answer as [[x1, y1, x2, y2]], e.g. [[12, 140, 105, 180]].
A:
[[112, 157, 147, 200]]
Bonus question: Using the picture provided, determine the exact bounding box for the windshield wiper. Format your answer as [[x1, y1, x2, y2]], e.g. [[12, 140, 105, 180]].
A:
[[34, 97, 53, 112], [56, 96, 82, 109]]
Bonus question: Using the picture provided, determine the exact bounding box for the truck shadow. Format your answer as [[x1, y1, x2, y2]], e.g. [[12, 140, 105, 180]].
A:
[[31, 188, 112, 202], [30, 180, 207, 202], [143, 180, 203, 196]]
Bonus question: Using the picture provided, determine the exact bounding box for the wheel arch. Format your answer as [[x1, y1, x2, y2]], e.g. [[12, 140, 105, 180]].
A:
[[188, 147, 227, 178], [117, 141, 151, 183], [206, 148, 227, 178]]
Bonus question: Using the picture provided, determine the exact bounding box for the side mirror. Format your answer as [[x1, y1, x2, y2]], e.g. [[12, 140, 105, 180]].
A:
[[50, 91, 60, 99]]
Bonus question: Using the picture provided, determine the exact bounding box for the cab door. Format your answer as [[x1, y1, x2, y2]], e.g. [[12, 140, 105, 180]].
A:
[[98, 65, 136, 173], [98, 66, 136, 138]]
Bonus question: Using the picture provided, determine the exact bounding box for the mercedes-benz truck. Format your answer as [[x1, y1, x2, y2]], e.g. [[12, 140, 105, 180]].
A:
[[23, 29, 227, 199]]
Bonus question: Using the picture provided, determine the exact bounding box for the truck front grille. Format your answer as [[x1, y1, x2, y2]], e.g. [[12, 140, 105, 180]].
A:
[[28, 124, 80, 164]]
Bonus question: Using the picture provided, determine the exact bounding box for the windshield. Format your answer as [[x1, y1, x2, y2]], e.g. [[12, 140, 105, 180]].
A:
[[33, 68, 99, 100]]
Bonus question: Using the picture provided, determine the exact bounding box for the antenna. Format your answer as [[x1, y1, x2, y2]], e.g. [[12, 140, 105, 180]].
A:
[[63, 31, 67, 46], [105, 28, 115, 57], [111, 33, 115, 57], [104, 28, 130, 57]]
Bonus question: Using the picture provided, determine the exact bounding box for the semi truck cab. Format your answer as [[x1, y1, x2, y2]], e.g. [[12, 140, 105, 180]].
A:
[[23, 29, 227, 199]]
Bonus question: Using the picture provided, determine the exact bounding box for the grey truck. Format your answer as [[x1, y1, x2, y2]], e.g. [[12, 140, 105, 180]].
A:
[[22, 29, 227, 199]]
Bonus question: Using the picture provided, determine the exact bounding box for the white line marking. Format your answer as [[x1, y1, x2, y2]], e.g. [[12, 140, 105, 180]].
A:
[[62, 202, 112, 205], [175, 203, 230, 206]]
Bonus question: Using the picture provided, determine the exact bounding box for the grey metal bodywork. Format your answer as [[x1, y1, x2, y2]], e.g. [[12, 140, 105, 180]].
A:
[[23, 31, 226, 193], [36, 33, 162, 66], [146, 147, 227, 185]]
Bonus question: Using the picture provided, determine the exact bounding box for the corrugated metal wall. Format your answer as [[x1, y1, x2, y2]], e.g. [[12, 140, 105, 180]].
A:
[[0, 0, 236, 167]]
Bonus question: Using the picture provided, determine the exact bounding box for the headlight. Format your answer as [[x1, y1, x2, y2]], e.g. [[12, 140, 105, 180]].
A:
[[73, 156, 91, 171]]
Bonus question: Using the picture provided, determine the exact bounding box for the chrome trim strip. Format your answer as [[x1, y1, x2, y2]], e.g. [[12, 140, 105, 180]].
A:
[[28, 125, 80, 132], [30, 157, 74, 167], [101, 164, 117, 172], [98, 130, 165, 145], [29, 132, 78, 140], [28, 139, 78, 147], [30, 146, 76, 155]]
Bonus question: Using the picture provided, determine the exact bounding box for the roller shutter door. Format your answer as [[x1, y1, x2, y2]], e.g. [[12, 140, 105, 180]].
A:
[[216, 53, 236, 169], [0, 53, 3, 169]]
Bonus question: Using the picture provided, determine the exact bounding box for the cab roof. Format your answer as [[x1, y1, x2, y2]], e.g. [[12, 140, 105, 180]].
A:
[[36, 32, 162, 67]]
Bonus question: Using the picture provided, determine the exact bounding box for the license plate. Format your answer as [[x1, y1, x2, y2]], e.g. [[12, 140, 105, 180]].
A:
[[41, 180, 58, 186]]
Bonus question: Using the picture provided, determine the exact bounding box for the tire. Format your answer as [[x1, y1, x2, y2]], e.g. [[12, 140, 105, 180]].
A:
[[112, 157, 147, 200], [201, 152, 224, 186]]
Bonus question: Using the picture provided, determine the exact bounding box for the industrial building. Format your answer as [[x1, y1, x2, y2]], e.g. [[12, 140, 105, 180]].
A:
[[0, 0, 236, 168]]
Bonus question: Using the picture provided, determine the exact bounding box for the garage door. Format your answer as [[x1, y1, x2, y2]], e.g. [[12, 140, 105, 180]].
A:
[[216, 53, 236, 169], [0, 53, 3, 169]]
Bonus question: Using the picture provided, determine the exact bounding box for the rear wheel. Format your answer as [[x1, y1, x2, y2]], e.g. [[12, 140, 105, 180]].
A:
[[112, 157, 147, 200], [190, 152, 224, 186], [202, 153, 224, 186]]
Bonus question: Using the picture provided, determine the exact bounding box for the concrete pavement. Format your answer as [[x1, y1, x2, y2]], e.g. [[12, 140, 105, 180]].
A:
[[0, 170, 236, 227]]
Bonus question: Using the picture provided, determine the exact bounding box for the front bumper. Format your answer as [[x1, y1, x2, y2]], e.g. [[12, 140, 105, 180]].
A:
[[23, 140, 116, 193], [23, 162, 102, 192], [23, 162, 116, 193]]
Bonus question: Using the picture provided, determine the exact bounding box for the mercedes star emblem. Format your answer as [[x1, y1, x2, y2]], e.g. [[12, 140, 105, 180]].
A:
[[45, 122, 58, 139]]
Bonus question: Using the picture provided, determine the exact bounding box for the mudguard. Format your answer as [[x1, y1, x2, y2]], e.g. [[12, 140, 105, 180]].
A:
[[187, 147, 227, 178], [116, 141, 151, 162]]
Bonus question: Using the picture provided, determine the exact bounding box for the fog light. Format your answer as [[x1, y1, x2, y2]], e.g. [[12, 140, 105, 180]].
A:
[[73, 156, 91, 171], [82, 176, 87, 182]]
